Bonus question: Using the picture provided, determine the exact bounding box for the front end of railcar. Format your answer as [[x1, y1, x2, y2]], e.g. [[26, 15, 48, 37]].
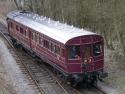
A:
[[66, 35, 107, 85]]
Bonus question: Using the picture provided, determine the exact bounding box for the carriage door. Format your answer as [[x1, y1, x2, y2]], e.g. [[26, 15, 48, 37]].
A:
[[82, 44, 94, 72], [29, 30, 32, 49], [7, 20, 10, 33], [31, 31, 37, 52]]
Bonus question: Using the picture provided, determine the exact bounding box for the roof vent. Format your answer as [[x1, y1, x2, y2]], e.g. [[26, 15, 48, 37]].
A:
[[43, 17, 46, 20], [55, 21, 59, 26], [64, 23, 67, 29], [35, 17, 38, 20], [20, 10, 29, 13], [33, 15, 36, 19], [71, 25, 73, 28], [39, 16, 43, 21], [48, 18, 51, 23]]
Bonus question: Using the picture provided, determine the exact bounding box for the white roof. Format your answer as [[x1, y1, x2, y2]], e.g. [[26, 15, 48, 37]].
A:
[[7, 10, 97, 44]]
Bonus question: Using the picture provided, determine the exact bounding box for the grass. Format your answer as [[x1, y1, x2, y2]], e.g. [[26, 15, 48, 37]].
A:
[[0, 87, 10, 94], [105, 73, 125, 87], [104, 48, 125, 94]]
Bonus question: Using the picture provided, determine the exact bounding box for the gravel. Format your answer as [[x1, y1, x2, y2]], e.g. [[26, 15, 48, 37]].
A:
[[0, 39, 37, 94]]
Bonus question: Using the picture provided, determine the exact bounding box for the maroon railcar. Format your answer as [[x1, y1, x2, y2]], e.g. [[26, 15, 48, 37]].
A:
[[7, 10, 106, 85]]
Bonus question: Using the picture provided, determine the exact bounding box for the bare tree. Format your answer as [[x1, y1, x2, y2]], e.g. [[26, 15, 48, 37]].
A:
[[13, 0, 19, 9]]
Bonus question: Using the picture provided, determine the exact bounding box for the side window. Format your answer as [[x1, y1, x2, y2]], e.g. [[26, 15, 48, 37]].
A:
[[54, 45, 57, 53], [50, 43, 54, 52], [16, 25, 19, 31], [36, 33, 39, 42], [31, 32, 33, 40], [24, 30, 26, 36], [43, 40, 49, 49], [61, 49, 65, 57], [68, 46, 80, 59], [26, 28, 29, 37], [54, 45, 60, 54], [31, 32, 36, 41], [20, 27, 23, 34], [48, 42, 51, 50], [39, 36, 43, 46], [33, 33, 35, 41], [56, 46, 60, 55], [19, 27, 27, 36]]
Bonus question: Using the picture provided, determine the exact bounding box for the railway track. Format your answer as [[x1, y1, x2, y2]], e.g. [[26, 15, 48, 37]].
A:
[[0, 30, 44, 94], [0, 22, 106, 94]]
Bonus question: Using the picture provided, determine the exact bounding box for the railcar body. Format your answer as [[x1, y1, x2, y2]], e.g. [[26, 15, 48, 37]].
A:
[[7, 10, 106, 85]]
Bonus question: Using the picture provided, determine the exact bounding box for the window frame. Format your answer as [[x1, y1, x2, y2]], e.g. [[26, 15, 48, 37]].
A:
[[20, 27, 24, 34], [43, 39, 49, 49], [31, 32, 36, 41], [16, 25, 19, 31], [68, 45, 81, 60]]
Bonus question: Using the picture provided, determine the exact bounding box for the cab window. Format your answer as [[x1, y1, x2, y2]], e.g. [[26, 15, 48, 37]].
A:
[[93, 43, 102, 56], [68, 45, 80, 59], [83, 45, 91, 58]]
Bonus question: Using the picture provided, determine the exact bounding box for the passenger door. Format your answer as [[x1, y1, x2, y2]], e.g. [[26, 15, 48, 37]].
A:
[[29, 30, 32, 49], [82, 44, 94, 72]]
